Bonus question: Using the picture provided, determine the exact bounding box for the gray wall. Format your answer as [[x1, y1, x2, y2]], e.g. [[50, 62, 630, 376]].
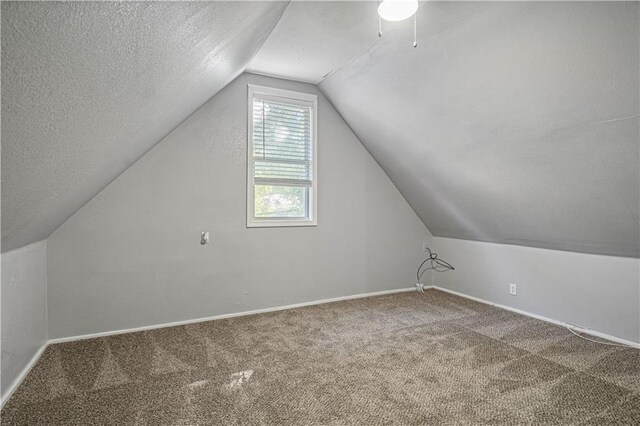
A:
[[47, 73, 432, 339], [1, 240, 48, 400], [434, 237, 640, 343]]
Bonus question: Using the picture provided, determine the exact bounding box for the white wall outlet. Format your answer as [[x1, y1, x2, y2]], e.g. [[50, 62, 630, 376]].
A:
[[423, 242, 430, 252], [509, 283, 517, 296]]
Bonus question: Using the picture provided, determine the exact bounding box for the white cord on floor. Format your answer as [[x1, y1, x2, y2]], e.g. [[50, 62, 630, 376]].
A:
[[565, 325, 632, 348]]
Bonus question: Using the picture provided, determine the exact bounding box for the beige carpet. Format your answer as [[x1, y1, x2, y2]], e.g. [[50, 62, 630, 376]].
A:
[[2, 289, 639, 425]]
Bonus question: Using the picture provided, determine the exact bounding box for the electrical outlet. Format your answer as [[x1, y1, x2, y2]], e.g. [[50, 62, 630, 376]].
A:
[[423, 242, 430, 252], [509, 283, 517, 296]]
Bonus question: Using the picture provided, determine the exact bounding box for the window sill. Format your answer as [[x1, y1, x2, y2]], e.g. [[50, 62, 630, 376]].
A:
[[247, 219, 317, 228]]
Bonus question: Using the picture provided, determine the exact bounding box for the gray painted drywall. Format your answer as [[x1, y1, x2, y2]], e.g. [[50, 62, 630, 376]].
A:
[[1, 1, 288, 252], [433, 237, 640, 343], [317, 1, 639, 257], [1, 240, 48, 399], [248, 1, 382, 84], [47, 73, 432, 339]]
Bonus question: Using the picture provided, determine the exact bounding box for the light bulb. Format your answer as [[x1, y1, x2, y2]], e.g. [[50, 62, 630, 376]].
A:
[[378, 0, 419, 22]]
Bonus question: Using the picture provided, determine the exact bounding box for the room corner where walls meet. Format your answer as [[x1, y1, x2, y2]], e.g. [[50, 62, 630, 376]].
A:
[[1, 240, 48, 403]]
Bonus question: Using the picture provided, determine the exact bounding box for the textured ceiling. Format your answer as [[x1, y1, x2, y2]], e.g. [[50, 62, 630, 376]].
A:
[[314, 1, 638, 257], [248, 1, 382, 83], [1, 1, 288, 252], [3, 1, 639, 258]]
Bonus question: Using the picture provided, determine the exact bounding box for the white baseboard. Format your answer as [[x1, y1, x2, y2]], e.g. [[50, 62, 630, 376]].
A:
[[48, 287, 416, 344], [1, 343, 48, 409], [431, 286, 640, 349]]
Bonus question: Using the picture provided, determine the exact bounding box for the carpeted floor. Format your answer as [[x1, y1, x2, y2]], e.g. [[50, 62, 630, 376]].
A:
[[2, 289, 639, 425]]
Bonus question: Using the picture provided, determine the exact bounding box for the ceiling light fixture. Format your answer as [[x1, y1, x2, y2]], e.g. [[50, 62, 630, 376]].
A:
[[377, 0, 419, 47], [378, 0, 419, 22]]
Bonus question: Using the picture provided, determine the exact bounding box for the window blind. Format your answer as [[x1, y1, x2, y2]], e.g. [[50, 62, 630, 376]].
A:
[[252, 98, 313, 188]]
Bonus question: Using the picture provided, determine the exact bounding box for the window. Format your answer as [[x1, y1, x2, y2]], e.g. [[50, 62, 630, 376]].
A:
[[247, 85, 317, 227]]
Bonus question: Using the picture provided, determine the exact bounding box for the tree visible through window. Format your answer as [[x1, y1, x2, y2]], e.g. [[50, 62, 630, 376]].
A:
[[247, 85, 317, 227]]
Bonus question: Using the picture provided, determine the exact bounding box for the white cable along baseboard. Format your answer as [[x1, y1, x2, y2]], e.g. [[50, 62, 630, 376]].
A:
[[432, 286, 640, 349]]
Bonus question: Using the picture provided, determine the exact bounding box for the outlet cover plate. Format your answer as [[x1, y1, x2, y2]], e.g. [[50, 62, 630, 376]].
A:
[[509, 283, 517, 296]]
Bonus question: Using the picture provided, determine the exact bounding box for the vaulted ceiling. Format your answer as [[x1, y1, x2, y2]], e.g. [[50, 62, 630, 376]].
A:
[[3, 1, 639, 257], [1, 1, 288, 252], [251, 1, 640, 257]]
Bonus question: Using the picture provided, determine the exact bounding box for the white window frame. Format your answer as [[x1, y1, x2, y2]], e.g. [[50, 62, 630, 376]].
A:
[[247, 84, 318, 227]]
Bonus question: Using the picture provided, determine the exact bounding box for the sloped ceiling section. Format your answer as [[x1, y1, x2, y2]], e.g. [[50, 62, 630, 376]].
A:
[[317, 1, 639, 257], [1, 1, 288, 252], [248, 1, 381, 84]]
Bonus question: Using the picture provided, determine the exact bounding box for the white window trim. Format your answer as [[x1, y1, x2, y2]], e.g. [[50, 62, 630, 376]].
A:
[[247, 84, 318, 228]]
